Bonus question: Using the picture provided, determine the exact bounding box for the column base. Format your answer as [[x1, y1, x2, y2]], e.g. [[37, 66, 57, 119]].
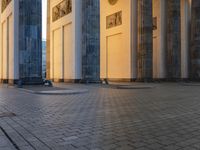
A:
[[0, 79, 2, 84], [0, 79, 19, 85], [8, 79, 19, 85], [80, 79, 102, 84], [64, 79, 81, 83], [52, 79, 64, 83], [2, 79, 8, 84], [20, 77, 44, 85], [188, 78, 200, 82], [52, 79, 81, 83], [101, 78, 137, 82], [150, 78, 191, 82], [136, 78, 153, 82]]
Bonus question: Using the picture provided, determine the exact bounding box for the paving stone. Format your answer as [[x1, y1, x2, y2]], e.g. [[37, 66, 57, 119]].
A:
[[0, 147, 16, 150], [19, 145, 35, 150], [0, 131, 16, 150], [0, 83, 200, 149], [163, 145, 181, 150], [0, 136, 13, 148]]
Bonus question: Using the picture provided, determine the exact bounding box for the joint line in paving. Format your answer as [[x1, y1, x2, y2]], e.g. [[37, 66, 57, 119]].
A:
[[0, 126, 20, 150], [7, 118, 52, 150]]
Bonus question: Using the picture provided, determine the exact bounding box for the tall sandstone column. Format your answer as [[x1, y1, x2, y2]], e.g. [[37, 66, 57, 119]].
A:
[[137, 0, 153, 81], [166, 0, 181, 79], [191, 1, 200, 79], [82, 0, 100, 82]]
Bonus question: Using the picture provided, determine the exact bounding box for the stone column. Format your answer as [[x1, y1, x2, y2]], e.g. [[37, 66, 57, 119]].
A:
[[131, 0, 138, 80], [18, 0, 42, 84], [137, 0, 153, 81], [82, 0, 100, 83], [11, 0, 19, 85], [166, 0, 181, 79], [191, 0, 200, 79], [181, 0, 191, 79], [0, 0, 1, 83], [159, 0, 167, 79], [46, 0, 50, 80], [153, 0, 167, 79]]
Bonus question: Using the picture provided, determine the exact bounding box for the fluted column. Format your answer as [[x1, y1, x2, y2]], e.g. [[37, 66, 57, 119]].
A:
[[137, 0, 153, 81], [131, 0, 138, 79], [166, 0, 181, 79], [18, 0, 42, 84], [0, 1, 1, 83], [181, 0, 191, 79], [153, 0, 167, 79], [82, 0, 100, 82], [191, 0, 200, 79]]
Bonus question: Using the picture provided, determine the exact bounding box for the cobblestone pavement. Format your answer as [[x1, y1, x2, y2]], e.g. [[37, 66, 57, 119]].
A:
[[0, 83, 200, 150]]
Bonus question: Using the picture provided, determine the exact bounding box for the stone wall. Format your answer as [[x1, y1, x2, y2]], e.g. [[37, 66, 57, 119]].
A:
[[1, 0, 11, 13]]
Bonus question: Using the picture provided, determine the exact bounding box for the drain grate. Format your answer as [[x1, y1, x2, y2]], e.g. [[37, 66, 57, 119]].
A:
[[0, 112, 16, 118]]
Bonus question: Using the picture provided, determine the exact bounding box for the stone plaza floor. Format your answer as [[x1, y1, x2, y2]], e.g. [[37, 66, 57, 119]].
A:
[[0, 83, 200, 150]]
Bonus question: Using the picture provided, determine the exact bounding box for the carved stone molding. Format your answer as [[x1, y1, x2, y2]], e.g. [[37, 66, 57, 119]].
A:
[[1, 0, 11, 13], [106, 11, 122, 29], [52, 0, 72, 22], [108, 0, 118, 5]]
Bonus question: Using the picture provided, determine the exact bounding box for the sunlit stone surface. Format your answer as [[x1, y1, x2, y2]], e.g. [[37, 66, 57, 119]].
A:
[[48, 0, 100, 83], [100, 0, 138, 81], [0, 0, 42, 84], [1, 0, 200, 84]]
